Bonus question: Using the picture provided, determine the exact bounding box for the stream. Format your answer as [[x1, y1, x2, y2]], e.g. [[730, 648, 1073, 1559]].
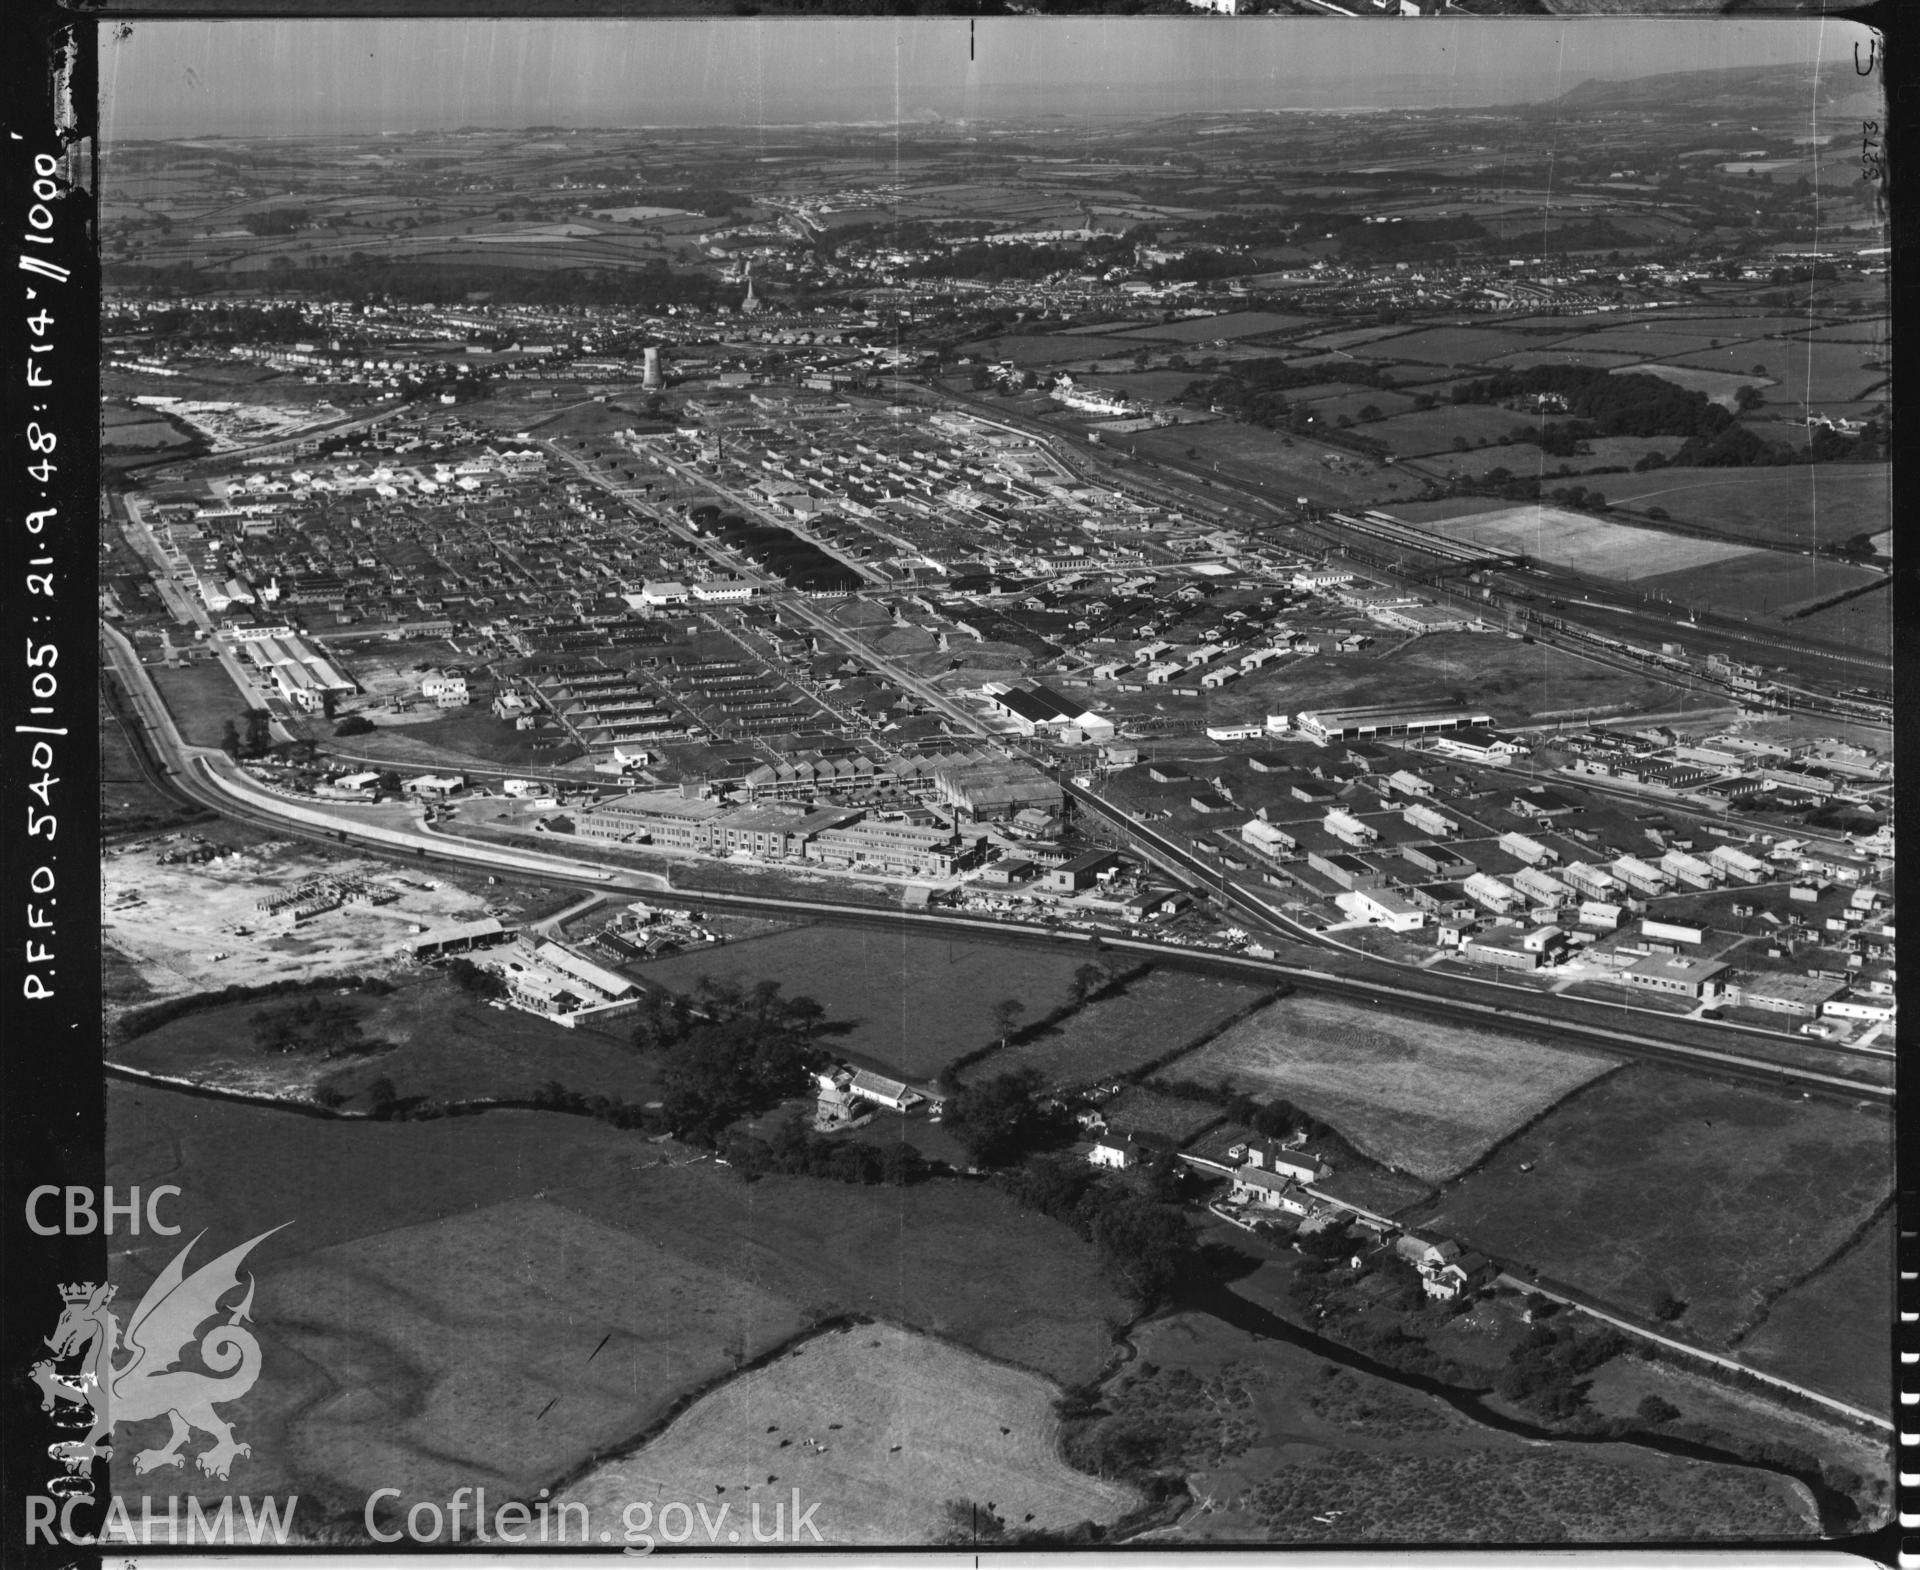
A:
[[1171, 1278, 1858, 1539]]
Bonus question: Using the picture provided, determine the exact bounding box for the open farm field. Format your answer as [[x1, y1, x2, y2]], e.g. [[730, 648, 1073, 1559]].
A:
[[1126, 422, 1428, 510], [1636, 550, 1885, 623], [1409, 503, 1755, 581], [1421, 1063, 1893, 1348], [1559, 434, 1691, 471], [105, 1085, 1131, 1521], [1294, 388, 1418, 422], [1077, 370, 1208, 403], [1294, 324, 1417, 351], [343, 708, 585, 767], [1488, 347, 1646, 370], [149, 656, 254, 746], [1597, 462, 1889, 550], [1086, 1310, 1811, 1545], [259, 1197, 814, 1518], [111, 972, 660, 1111], [1365, 404, 1548, 457], [1100, 1085, 1226, 1146], [557, 1160, 1133, 1387], [636, 924, 1088, 1083], [1348, 327, 1547, 365], [1551, 326, 1739, 358], [562, 1320, 1138, 1546], [1369, 362, 1473, 388], [978, 969, 1272, 1091], [1785, 581, 1891, 660], [102, 416, 197, 450], [1178, 993, 1620, 1183], [1795, 317, 1889, 347], [1235, 632, 1678, 725], [1123, 310, 1319, 342], [1733, 1209, 1894, 1415], [957, 334, 1145, 367], [1576, 314, 1821, 341], [1662, 338, 1887, 406]]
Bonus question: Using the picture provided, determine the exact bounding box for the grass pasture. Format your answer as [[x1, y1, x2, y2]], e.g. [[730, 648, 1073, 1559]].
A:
[[1293, 324, 1417, 352], [1796, 317, 1889, 347], [1636, 549, 1885, 623], [558, 1161, 1132, 1386], [1552, 326, 1733, 359], [1127, 421, 1428, 510], [1123, 310, 1319, 342], [1733, 1209, 1894, 1415], [1662, 338, 1887, 406], [105, 1082, 1133, 1531], [148, 656, 255, 746], [1785, 580, 1892, 661], [1488, 347, 1647, 370], [265, 1197, 814, 1512], [1422, 1063, 1893, 1347], [1406, 503, 1756, 581], [976, 969, 1272, 1091], [1179, 993, 1621, 1183], [110, 973, 662, 1110], [343, 708, 586, 768], [637, 925, 1094, 1082], [1100, 1085, 1227, 1146], [1597, 462, 1889, 550], [1365, 404, 1547, 457], [956, 334, 1148, 367], [560, 1321, 1139, 1545], [1348, 326, 1547, 365]]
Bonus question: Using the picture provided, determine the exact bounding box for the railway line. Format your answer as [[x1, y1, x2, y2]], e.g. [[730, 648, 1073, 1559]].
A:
[[101, 625, 1890, 1107]]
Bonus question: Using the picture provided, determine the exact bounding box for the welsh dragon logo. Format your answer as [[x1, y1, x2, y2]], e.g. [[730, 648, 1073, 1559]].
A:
[[31, 1226, 287, 1483]]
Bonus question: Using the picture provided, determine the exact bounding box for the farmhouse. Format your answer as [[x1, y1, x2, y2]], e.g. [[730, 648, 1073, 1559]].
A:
[[1088, 1132, 1155, 1171], [1421, 1251, 1496, 1301], [1229, 1167, 1311, 1213], [1233, 1139, 1327, 1185], [847, 1068, 925, 1113]]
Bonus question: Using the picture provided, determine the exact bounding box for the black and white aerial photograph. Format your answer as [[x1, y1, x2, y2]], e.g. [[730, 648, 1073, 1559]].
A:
[[42, 11, 1898, 1557]]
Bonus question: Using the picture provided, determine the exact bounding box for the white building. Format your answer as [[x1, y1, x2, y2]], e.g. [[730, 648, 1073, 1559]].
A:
[[420, 668, 469, 707]]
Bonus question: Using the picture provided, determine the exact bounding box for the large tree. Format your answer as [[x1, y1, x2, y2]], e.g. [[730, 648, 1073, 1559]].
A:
[[943, 1067, 1066, 1169]]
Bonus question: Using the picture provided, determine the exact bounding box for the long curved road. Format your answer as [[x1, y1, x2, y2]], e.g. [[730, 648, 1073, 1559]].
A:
[[100, 622, 1891, 1106]]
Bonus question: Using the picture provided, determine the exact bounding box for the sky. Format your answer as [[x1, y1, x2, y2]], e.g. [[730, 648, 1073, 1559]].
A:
[[98, 17, 1871, 141]]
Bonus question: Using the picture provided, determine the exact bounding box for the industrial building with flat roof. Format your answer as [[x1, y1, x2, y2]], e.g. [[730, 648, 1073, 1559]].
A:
[[1294, 703, 1492, 745]]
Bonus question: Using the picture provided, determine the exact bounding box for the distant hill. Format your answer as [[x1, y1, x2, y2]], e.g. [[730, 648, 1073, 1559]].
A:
[[1554, 61, 1869, 114]]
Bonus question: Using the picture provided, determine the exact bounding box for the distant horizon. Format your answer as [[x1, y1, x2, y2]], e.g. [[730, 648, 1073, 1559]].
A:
[[100, 19, 1869, 143]]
